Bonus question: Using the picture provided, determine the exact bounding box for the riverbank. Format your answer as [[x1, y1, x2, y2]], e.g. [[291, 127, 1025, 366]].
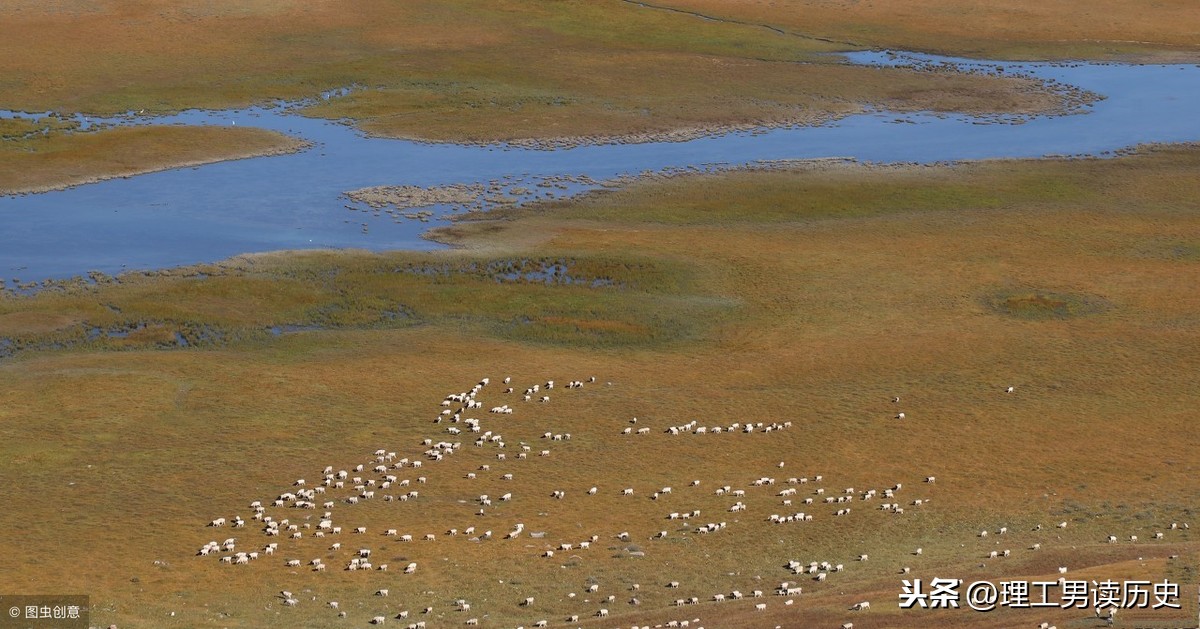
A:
[[3, 50, 1199, 285], [1, 1, 1087, 147], [0, 125, 308, 196]]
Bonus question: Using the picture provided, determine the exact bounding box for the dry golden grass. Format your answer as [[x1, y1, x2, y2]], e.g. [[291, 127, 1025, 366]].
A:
[[1, 148, 1198, 627], [0, 0, 1118, 192], [0, 125, 305, 194], [1, 1, 1064, 141], [649, 0, 1200, 61]]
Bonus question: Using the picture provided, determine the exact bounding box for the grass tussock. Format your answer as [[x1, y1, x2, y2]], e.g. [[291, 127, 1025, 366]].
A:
[[1, 148, 1198, 627], [984, 289, 1111, 320]]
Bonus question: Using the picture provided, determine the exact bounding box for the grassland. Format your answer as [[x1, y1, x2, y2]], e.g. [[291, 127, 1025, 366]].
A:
[[5, 0, 1186, 192], [0, 1, 1099, 196], [1, 1, 1072, 142], [647, 0, 1200, 61], [1, 147, 1197, 627], [0, 124, 306, 194], [2, 0, 1195, 192]]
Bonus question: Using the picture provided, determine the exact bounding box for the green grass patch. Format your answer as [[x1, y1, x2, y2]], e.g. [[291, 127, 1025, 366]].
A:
[[502, 162, 1103, 226], [0, 250, 724, 355]]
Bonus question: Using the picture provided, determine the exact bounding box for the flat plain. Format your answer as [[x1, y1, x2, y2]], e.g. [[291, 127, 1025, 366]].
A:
[[2, 2, 1198, 628], [648, 0, 1200, 61], [2, 147, 1198, 627]]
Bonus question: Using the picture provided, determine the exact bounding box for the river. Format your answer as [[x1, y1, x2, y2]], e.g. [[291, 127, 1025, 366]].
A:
[[2, 51, 1199, 285]]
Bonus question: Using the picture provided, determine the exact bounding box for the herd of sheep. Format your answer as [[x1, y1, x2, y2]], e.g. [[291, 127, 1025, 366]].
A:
[[192, 376, 1186, 627]]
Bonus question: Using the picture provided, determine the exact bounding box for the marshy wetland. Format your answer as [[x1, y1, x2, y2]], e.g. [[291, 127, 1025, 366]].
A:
[[1, 2, 1199, 628]]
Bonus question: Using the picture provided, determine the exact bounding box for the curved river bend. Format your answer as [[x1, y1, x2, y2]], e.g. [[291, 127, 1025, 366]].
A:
[[2, 52, 1200, 284]]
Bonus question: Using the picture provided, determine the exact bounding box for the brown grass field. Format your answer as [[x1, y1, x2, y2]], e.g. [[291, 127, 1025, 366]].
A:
[[4, 0, 1191, 193], [648, 0, 1200, 62], [0, 0, 1075, 192], [1, 147, 1197, 627], [0, 124, 305, 194], [1, 1, 1196, 193], [0, 0, 1067, 118]]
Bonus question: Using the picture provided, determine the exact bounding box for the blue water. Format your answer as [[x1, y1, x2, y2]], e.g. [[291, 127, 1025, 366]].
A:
[[2, 51, 1199, 285]]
